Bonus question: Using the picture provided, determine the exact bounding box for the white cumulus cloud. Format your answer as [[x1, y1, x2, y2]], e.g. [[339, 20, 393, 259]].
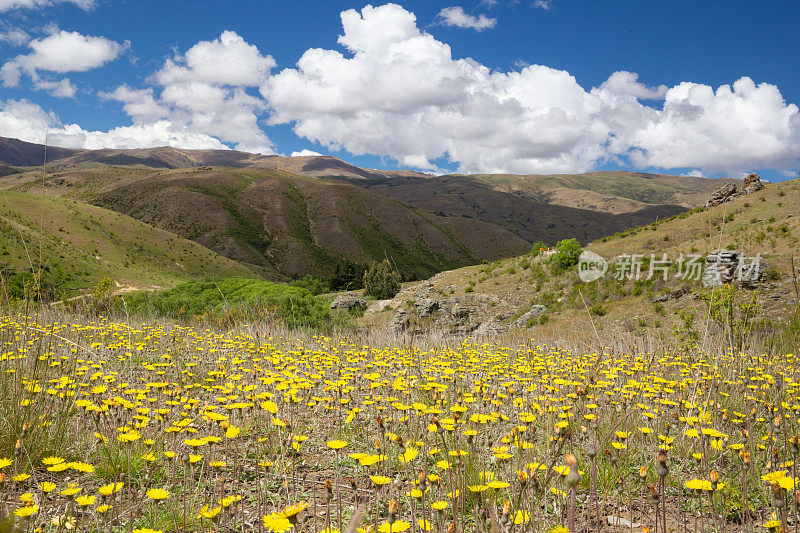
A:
[[33, 77, 75, 98], [71, 30, 276, 154], [0, 0, 94, 11], [261, 3, 800, 175], [157, 30, 276, 87], [436, 6, 497, 31], [291, 149, 322, 157], [0, 98, 228, 150], [1, 30, 126, 97], [622, 77, 800, 173], [3, 30, 124, 75], [98, 85, 169, 122], [3, 3, 799, 177]]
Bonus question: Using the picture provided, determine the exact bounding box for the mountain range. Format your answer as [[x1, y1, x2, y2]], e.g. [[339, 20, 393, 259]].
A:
[[0, 136, 740, 285]]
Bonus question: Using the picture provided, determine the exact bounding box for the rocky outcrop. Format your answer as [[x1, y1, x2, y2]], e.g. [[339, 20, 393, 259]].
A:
[[706, 174, 765, 207], [706, 183, 739, 207], [702, 250, 765, 288], [413, 298, 439, 317], [330, 293, 367, 311], [451, 304, 469, 320], [389, 308, 411, 333], [742, 173, 765, 194], [649, 287, 689, 303], [474, 321, 508, 336], [514, 305, 548, 327]]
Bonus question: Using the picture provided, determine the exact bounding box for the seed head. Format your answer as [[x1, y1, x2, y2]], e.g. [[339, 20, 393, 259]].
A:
[[709, 470, 719, 490], [501, 500, 511, 522]]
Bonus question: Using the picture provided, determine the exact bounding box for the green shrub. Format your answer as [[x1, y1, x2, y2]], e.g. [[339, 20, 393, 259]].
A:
[[363, 259, 402, 300], [530, 240, 548, 256], [121, 278, 329, 328], [290, 274, 329, 295], [550, 238, 583, 271], [3, 268, 69, 301], [588, 303, 607, 316], [699, 284, 760, 352]]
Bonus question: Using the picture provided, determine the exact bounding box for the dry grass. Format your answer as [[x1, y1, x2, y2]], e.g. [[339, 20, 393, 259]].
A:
[[0, 300, 798, 533]]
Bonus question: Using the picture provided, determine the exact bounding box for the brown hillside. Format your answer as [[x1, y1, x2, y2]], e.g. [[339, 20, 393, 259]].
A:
[[0, 136, 426, 179]]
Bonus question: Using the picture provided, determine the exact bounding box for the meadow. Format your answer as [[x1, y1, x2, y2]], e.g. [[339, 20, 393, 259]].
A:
[[0, 306, 798, 533]]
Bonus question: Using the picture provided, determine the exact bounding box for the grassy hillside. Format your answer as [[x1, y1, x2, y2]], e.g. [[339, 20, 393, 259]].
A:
[[0, 165, 18, 177], [356, 174, 689, 243], [0, 166, 538, 280], [1, 136, 748, 285], [362, 178, 800, 348], [1, 163, 731, 282], [472, 170, 739, 208], [355, 171, 737, 221], [0, 191, 256, 296]]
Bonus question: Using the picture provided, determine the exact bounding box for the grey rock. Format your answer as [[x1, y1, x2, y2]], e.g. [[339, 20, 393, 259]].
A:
[[330, 293, 367, 310], [450, 322, 479, 335], [414, 284, 435, 299], [742, 172, 765, 194], [439, 296, 461, 309], [740, 258, 769, 289], [650, 294, 669, 303], [413, 298, 439, 317], [451, 304, 469, 319], [706, 183, 739, 207], [702, 250, 740, 287], [702, 249, 765, 288], [606, 517, 639, 528], [670, 287, 689, 299], [474, 321, 508, 337], [514, 304, 548, 327], [389, 308, 411, 333]]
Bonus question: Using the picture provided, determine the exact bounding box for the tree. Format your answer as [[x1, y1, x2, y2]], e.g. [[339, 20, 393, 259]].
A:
[[363, 259, 402, 300], [550, 238, 583, 270], [329, 262, 365, 291]]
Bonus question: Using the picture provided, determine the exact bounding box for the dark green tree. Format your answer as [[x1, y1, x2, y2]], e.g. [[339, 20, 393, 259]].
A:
[[329, 262, 365, 291], [363, 259, 402, 300]]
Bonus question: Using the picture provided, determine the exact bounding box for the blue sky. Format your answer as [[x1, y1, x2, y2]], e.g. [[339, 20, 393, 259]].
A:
[[1, 0, 799, 179]]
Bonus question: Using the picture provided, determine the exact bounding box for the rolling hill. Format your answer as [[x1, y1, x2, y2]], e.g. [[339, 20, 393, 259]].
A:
[[1, 166, 530, 279], [0, 137, 747, 282], [362, 177, 799, 348], [0, 136, 427, 180], [0, 190, 256, 294]]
